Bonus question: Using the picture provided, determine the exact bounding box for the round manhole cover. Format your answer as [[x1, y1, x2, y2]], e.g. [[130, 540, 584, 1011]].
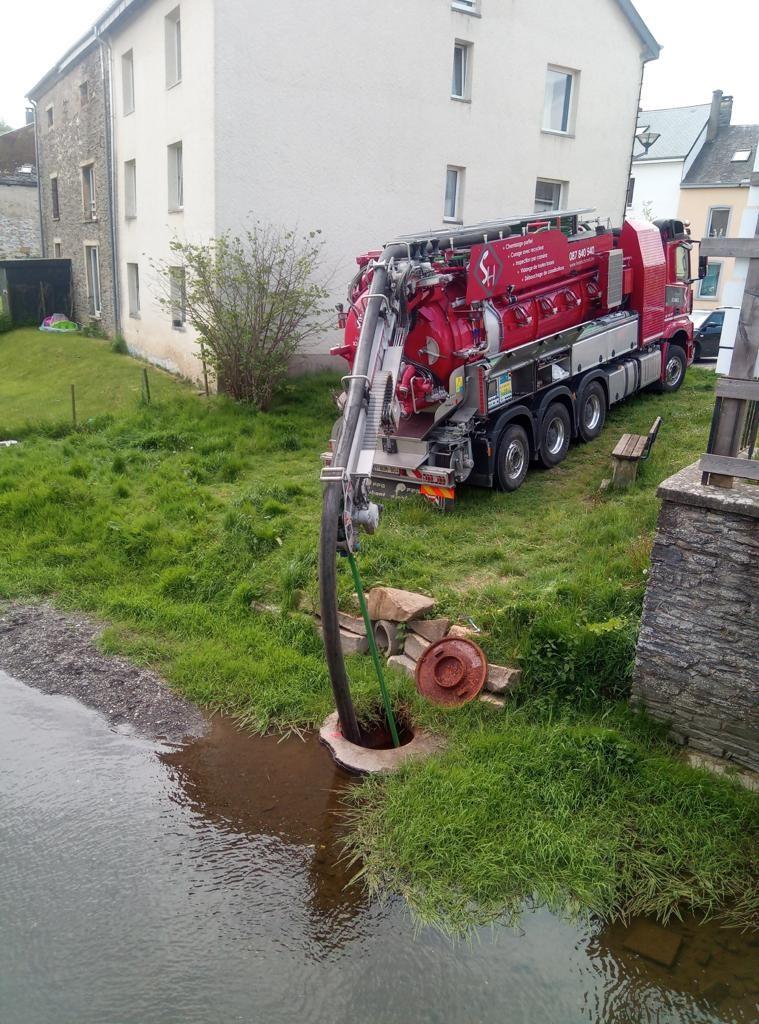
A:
[[415, 638, 488, 706]]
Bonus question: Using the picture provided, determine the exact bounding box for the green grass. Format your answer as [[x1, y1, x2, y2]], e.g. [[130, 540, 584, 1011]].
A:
[[0, 327, 185, 433], [0, 327, 755, 933]]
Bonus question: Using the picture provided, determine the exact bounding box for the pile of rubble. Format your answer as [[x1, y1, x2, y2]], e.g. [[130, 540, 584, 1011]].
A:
[[316, 586, 521, 708]]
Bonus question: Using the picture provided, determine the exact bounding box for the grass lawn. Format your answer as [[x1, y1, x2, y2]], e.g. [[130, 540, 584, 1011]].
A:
[[0, 327, 756, 932], [0, 328, 186, 434]]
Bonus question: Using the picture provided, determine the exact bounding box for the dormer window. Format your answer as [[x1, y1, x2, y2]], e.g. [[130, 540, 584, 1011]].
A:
[[731, 150, 751, 162]]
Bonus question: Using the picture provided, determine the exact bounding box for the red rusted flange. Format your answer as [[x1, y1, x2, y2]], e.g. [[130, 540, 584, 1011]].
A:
[[415, 638, 488, 706]]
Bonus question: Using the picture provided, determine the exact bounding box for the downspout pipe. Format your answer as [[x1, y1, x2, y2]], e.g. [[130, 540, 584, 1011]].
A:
[[318, 242, 406, 746], [96, 28, 121, 334], [28, 99, 45, 258]]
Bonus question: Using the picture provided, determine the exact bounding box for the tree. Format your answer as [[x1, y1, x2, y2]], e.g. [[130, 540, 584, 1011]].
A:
[[156, 224, 329, 409], [0, 119, 13, 135]]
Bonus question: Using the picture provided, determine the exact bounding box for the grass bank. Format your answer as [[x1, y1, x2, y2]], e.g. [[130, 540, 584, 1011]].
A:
[[0, 327, 756, 932]]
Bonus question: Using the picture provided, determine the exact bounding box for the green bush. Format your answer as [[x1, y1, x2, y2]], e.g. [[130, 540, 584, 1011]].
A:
[[111, 334, 129, 354]]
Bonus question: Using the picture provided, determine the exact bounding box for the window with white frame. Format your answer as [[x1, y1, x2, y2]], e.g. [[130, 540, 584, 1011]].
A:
[[706, 207, 730, 237], [444, 166, 464, 222], [127, 263, 140, 317], [170, 266, 186, 327], [81, 163, 96, 220], [699, 261, 721, 299], [451, 0, 478, 13], [534, 178, 564, 213], [543, 66, 575, 133], [165, 7, 182, 87], [50, 175, 60, 220], [167, 141, 183, 211], [451, 42, 471, 100], [122, 50, 135, 114], [85, 245, 102, 316], [53, 240, 62, 259], [124, 159, 137, 218]]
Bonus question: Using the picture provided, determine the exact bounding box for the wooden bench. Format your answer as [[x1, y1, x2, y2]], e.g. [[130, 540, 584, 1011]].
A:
[[610, 416, 662, 488]]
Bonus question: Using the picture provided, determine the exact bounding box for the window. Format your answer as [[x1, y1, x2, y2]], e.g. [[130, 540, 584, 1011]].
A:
[[122, 50, 135, 114], [706, 207, 730, 237], [80, 81, 89, 107], [170, 266, 186, 328], [50, 175, 60, 220], [543, 67, 574, 133], [165, 7, 182, 87], [124, 159, 137, 218], [167, 142, 184, 210], [127, 263, 140, 317], [451, 43, 471, 100], [85, 245, 102, 317], [699, 262, 721, 299], [451, 0, 478, 12], [53, 241, 62, 259], [81, 163, 96, 220], [626, 177, 635, 208], [731, 150, 751, 162], [444, 166, 463, 222], [534, 178, 563, 213], [675, 244, 690, 283], [46, 105, 53, 129]]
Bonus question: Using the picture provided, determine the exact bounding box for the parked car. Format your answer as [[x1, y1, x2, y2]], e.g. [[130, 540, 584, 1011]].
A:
[[690, 309, 710, 332], [693, 307, 738, 360]]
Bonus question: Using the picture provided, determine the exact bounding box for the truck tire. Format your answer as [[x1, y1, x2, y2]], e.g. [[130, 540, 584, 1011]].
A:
[[539, 403, 571, 467], [577, 382, 606, 442], [496, 424, 530, 492], [660, 345, 686, 392]]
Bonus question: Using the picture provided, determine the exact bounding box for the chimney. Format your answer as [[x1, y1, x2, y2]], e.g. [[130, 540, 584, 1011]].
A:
[[706, 89, 723, 142], [719, 94, 733, 127], [25, 107, 34, 125]]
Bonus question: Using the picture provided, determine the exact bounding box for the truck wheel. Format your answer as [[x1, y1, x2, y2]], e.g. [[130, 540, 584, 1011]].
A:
[[577, 382, 606, 443], [660, 346, 686, 392], [496, 424, 530, 492], [539, 403, 571, 467]]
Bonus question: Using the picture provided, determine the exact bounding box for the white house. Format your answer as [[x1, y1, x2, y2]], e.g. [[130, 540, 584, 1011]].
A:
[[86, 0, 659, 377], [626, 97, 716, 221]]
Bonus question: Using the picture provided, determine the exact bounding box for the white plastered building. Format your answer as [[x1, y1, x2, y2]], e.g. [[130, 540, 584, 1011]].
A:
[[93, 0, 659, 378]]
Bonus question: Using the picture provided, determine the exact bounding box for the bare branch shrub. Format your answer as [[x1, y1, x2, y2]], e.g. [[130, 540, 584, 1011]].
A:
[[155, 224, 329, 409]]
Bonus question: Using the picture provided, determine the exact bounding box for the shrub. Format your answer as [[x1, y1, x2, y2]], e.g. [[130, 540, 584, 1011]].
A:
[[153, 223, 329, 410], [111, 334, 129, 354]]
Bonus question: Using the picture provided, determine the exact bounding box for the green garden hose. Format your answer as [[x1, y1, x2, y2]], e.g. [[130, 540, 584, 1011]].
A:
[[347, 552, 400, 748]]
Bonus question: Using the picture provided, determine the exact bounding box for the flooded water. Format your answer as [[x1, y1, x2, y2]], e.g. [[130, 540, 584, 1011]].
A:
[[0, 670, 756, 1024]]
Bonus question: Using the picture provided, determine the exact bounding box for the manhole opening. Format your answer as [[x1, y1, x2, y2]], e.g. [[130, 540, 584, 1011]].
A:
[[357, 706, 415, 750]]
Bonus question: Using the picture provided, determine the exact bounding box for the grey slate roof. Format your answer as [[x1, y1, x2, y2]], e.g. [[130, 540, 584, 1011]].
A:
[[633, 104, 710, 161], [0, 173, 37, 187], [681, 124, 759, 187]]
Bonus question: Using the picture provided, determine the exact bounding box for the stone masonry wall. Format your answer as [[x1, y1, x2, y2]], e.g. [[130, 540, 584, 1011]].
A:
[[633, 464, 759, 771], [0, 181, 40, 259], [35, 44, 115, 334]]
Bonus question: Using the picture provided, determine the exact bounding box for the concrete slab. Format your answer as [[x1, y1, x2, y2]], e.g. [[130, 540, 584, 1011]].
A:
[[319, 711, 446, 774], [404, 632, 430, 663], [485, 664, 522, 695], [386, 653, 416, 679], [479, 693, 506, 709], [366, 586, 435, 622], [408, 618, 451, 643]]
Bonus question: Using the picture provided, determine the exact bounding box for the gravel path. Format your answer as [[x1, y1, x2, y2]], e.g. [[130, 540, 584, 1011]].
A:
[[0, 603, 207, 743]]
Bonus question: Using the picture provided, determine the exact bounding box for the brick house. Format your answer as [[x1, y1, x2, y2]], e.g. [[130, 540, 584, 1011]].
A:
[[28, 34, 116, 332]]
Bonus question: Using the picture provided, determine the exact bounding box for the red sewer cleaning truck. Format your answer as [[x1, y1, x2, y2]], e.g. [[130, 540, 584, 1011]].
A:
[[319, 208, 698, 739]]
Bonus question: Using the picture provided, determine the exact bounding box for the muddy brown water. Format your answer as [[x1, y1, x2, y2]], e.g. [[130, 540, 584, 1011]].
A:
[[0, 670, 756, 1024]]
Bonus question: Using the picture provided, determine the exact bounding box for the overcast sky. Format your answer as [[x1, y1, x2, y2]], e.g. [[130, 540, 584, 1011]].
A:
[[1, 0, 758, 129]]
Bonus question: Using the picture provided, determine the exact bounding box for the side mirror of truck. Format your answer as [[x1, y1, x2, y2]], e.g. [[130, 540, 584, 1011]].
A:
[[697, 253, 708, 280]]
